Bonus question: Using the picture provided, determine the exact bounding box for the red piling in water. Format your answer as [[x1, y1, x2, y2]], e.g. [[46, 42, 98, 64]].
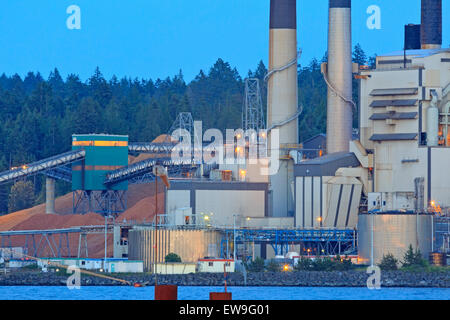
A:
[[155, 285, 178, 300], [210, 292, 232, 300]]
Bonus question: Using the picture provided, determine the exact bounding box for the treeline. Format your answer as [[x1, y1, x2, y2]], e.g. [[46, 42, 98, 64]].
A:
[[0, 44, 373, 214]]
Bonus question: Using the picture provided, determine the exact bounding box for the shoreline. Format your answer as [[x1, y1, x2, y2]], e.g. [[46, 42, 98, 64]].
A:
[[0, 270, 448, 288]]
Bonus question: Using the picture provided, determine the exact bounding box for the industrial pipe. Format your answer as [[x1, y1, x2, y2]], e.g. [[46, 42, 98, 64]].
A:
[[427, 90, 439, 147]]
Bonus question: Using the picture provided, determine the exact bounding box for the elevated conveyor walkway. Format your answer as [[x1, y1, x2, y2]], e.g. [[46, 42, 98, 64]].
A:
[[104, 157, 197, 186], [0, 150, 86, 185]]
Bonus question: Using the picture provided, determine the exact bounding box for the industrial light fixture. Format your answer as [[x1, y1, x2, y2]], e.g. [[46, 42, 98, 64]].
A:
[[153, 165, 170, 189]]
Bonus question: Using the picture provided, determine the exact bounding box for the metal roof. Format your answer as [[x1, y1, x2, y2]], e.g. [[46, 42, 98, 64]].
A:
[[370, 99, 418, 108], [369, 112, 418, 120], [294, 152, 360, 177], [369, 133, 418, 141], [379, 48, 450, 58], [370, 88, 418, 96]]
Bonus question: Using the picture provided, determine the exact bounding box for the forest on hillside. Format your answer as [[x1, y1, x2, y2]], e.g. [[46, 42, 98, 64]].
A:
[[0, 44, 374, 214]]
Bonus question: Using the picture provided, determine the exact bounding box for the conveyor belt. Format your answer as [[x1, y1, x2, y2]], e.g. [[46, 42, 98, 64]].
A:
[[0, 142, 198, 186], [128, 143, 176, 154], [0, 150, 85, 185], [104, 157, 195, 185], [45, 165, 72, 183]]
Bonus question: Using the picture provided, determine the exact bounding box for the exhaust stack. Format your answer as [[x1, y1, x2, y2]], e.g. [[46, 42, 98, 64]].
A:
[[267, 0, 298, 146], [267, 0, 298, 217], [421, 0, 442, 49], [326, 0, 353, 154]]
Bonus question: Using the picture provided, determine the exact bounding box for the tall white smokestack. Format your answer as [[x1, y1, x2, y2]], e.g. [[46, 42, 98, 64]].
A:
[[268, 0, 298, 145], [267, 0, 298, 217], [326, 0, 353, 154]]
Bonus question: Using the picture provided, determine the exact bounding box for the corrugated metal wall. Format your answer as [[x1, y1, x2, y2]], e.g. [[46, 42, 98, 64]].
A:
[[128, 228, 223, 272], [296, 176, 362, 229]]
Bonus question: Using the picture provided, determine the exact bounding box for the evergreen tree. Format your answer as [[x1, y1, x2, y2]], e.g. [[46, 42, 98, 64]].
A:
[[402, 244, 428, 268], [69, 97, 103, 134], [368, 54, 377, 69], [165, 252, 182, 263], [353, 43, 368, 66], [247, 257, 265, 272], [379, 253, 399, 270], [48, 68, 65, 96], [8, 180, 35, 213]]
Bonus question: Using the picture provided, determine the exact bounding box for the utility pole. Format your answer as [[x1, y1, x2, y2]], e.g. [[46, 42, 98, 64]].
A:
[[152, 165, 170, 288], [233, 214, 237, 261], [154, 174, 158, 286]]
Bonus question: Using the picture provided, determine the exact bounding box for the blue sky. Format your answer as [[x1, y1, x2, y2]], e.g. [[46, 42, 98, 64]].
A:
[[0, 0, 448, 82]]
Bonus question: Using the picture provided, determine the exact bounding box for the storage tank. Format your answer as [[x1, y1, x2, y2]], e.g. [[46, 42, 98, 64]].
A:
[[71, 134, 129, 191], [357, 214, 433, 265], [128, 227, 223, 272]]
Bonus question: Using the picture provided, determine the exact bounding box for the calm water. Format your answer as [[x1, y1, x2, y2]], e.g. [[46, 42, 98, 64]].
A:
[[0, 286, 448, 300]]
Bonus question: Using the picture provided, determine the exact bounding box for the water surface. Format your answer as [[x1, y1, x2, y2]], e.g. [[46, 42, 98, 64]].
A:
[[0, 286, 448, 300]]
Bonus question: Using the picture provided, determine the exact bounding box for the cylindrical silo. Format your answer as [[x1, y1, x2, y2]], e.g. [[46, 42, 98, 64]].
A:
[[357, 214, 433, 265], [421, 0, 442, 49], [326, 0, 353, 154], [128, 227, 223, 272], [267, 0, 298, 217]]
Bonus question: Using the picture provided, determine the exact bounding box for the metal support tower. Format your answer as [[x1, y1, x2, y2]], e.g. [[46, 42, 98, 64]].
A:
[[73, 190, 127, 217], [242, 78, 265, 132], [434, 215, 450, 254], [168, 112, 196, 142]]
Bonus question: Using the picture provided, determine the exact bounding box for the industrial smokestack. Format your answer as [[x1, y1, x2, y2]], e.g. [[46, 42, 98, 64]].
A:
[[267, 0, 298, 145], [421, 0, 442, 49], [405, 24, 421, 50], [267, 0, 298, 217], [326, 0, 353, 154]]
